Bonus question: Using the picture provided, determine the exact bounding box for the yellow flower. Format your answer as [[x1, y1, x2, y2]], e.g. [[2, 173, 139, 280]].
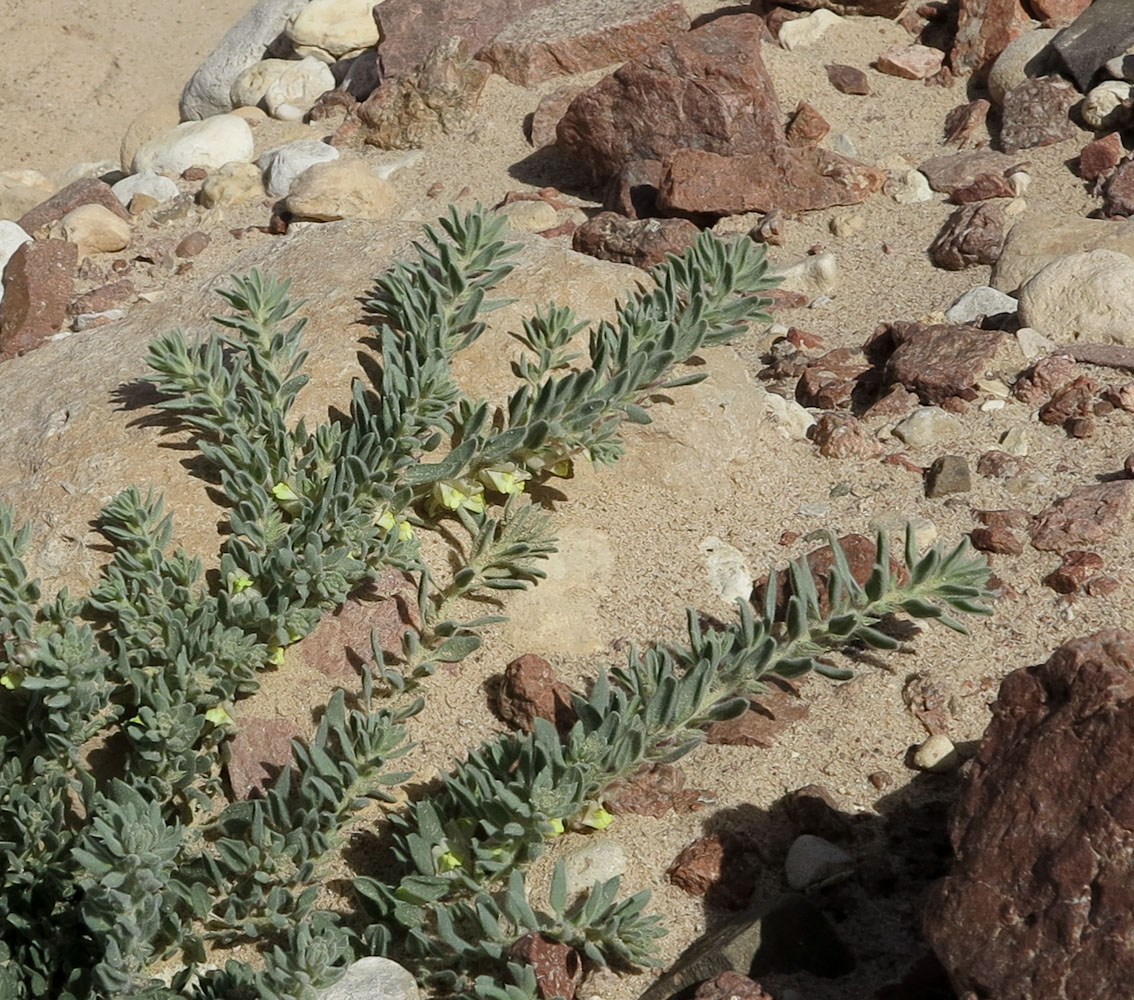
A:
[[580, 803, 614, 830], [204, 705, 235, 726], [271, 482, 299, 502], [230, 574, 255, 593], [545, 818, 565, 837], [377, 508, 415, 541], [433, 479, 486, 514], [267, 644, 286, 666], [438, 850, 463, 872], [478, 463, 531, 496], [0, 670, 20, 691]]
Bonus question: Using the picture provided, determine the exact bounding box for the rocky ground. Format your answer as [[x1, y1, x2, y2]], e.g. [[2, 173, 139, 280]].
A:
[[3, 0, 1134, 998]]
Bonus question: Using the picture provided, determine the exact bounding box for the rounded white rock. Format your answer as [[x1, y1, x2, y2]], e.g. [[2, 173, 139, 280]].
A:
[[287, 0, 382, 63], [913, 734, 960, 773], [198, 161, 266, 208], [247, 56, 337, 120], [285, 158, 398, 221], [944, 285, 1018, 325], [1018, 249, 1134, 345], [132, 115, 255, 176], [891, 407, 963, 449], [60, 204, 131, 258], [258, 140, 340, 198], [1081, 80, 1134, 129], [315, 957, 420, 1000], [778, 9, 842, 51], [563, 841, 627, 898], [111, 170, 180, 207]]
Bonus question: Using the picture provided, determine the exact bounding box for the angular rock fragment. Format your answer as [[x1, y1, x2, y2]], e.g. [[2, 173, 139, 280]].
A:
[[17, 177, 130, 236], [949, 0, 1033, 83], [928, 201, 1008, 270], [0, 239, 77, 359], [1030, 481, 1134, 551], [571, 211, 699, 268], [826, 63, 870, 94], [492, 653, 577, 734], [919, 149, 1026, 193], [999, 76, 1081, 153]]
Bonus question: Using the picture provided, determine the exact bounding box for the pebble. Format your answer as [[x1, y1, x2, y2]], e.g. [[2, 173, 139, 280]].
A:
[[886, 168, 933, 205], [258, 140, 341, 198], [284, 159, 398, 221], [111, 170, 180, 207], [316, 957, 420, 1000], [198, 161, 265, 208], [132, 115, 255, 175], [945, 286, 1018, 325], [1015, 326, 1056, 360], [1081, 80, 1133, 130], [498, 198, 558, 233], [869, 513, 937, 551], [73, 309, 125, 332], [891, 407, 963, 448], [784, 834, 854, 890], [175, 232, 210, 258], [1000, 426, 1029, 456], [875, 44, 944, 80], [778, 9, 842, 51], [564, 840, 627, 898], [60, 204, 131, 257], [925, 455, 971, 497], [230, 58, 300, 108], [1018, 249, 1134, 346], [913, 733, 960, 773], [829, 210, 864, 237], [287, 0, 381, 62], [263, 56, 337, 120], [762, 390, 816, 441], [774, 252, 838, 295], [119, 103, 181, 173], [827, 133, 858, 158], [699, 536, 753, 604], [1105, 52, 1134, 81]]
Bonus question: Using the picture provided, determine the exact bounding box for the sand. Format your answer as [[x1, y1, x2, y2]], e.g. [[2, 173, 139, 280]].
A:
[[1, 2, 1130, 998]]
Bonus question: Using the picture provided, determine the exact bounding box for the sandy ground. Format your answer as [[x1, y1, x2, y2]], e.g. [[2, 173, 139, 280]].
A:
[[2, 2, 1131, 999]]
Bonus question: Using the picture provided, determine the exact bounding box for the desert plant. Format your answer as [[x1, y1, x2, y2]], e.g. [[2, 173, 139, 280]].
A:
[[0, 206, 993, 1000]]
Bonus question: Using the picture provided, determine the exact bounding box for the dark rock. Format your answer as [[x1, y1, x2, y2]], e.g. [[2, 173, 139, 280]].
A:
[[181, 166, 208, 182], [476, 0, 690, 87], [360, 38, 490, 150], [826, 63, 870, 95], [867, 320, 1013, 404], [68, 279, 135, 317], [784, 784, 854, 842], [949, 171, 1015, 202], [812, 412, 883, 459], [1063, 342, 1134, 372], [529, 84, 583, 148], [976, 449, 1026, 479], [1079, 132, 1125, 186], [571, 211, 700, 269], [657, 145, 885, 218], [919, 150, 1027, 193], [605, 763, 711, 817], [999, 75, 1081, 154], [949, 0, 1033, 82], [507, 934, 582, 1000], [556, 14, 784, 182], [928, 201, 1008, 269], [1086, 575, 1121, 596], [863, 385, 919, 419], [493, 653, 577, 734], [1030, 480, 1134, 551], [0, 239, 77, 359], [375, 0, 551, 80], [694, 973, 772, 1000], [875, 951, 956, 1000], [943, 99, 991, 148], [331, 52, 380, 102], [1049, 0, 1134, 92], [175, 231, 210, 258], [925, 455, 972, 496], [1013, 353, 1079, 403], [1043, 549, 1105, 592], [764, 7, 803, 41], [603, 158, 664, 218], [225, 717, 300, 799], [1038, 374, 1099, 428], [785, 101, 830, 147], [705, 676, 810, 748], [667, 832, 761, 909], [16, 177, 130, 235], [925, 629, 1134, 1000], [308, 88, 360, 124], [1101, 156, 1134, 216]]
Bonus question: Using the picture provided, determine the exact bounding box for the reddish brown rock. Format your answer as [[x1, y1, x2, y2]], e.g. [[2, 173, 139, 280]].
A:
[[969, 525, 1024, 555], [1038, 375, 1099, 428], [868, 320, 1013, 404], [1029, 0, 1091, 26], [571, 211, 699, 269], [657, 146, 885, 218], [943, 98, 991, 148], [175, 231, 210, 258], [1043, 550, 1105, 593], [864, 385, 919, 419], [666, 832, 760, 909], [694, 972, 773, 1000], [999, 76, 1081, 154], [16, 177, 130, 235], [360, 38, 491, 150], [976, 507, 1032, 531], [1104, 382, 1134, 411], [876, 43, 945, 79], [705, 676, 810, 748], [826, 63, 870, 95], [556, 15, 784, 182], [949, 171, 1015, 202], [812, 412, 883, 459], [1101, 157, 1134, 217], [477, 0, 690, 87], [925, 630, 1134, 1000], [903, 672, 954, 735], [949, 0, 1032, 82], [529, 84, 583, 148], [0, 239, 77, 359], [1013, 354, 1079, 403], [976, 449, 1026, 480], [919, 150, 1027, 193], [764, 6, 803, 41], [1079, 133, 1125, 186], [507, 934, 582, 1000], [928, 201, 1008, 270], [225, 717, 301, 799], [604, 763, 711, 817], [68, 279, 136, 317], [1030, 481, 1134, 551], [785, 101, 830, 147], [493, 653, 577, 734], [796, 347, 870, 409], [603, 158, 664, 218], [784, 784, 854, 842]]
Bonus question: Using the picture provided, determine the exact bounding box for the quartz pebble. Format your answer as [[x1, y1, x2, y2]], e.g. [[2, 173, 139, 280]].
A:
[[892, 407, 963, 448], [133, 115, 255, 175], [778, 9, 842, 51], [111, 170, 179, 207], [60, 205, 131, 257], [945, 286, 1018, 325], [258, 140, 341, 198], [563, 841, 627, 897], [913, 734, 960, 772]]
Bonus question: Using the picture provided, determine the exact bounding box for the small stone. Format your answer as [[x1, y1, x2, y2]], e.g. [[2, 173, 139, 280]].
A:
[[999, 76, 1081, 154], [285, 159, 397, 222], [17, 177, 130, 236], [563, 841, 627, 898], [869, 770, 892, 790], [829, 210, 864, 237], [762, 391, 817, 441], [785, 102, 830, 148], [1043, 550, 1105, 593], [1038, 375, 1098, 429], [263, 56, 338, 121], [919, 150, 1028, 194], [826, 63, 869, 94], [1101, 157, 1134, 217], [68, 279, 135, 316], [977, 450, 1026, 480], [198, 160, 265, 208], [1081, 80, 1133, 130], [530, 85, 583, 149], [943, 99, 992, 148], [60, 204, 131, 258], [499, 199, 559, 233], [892, 407, 963, 448], [572, 212, 699, 268], [1079, 132, 1124, 185], [119, 102, 182, 172], [258, 140, 341, 199], [885, 168, 933, 204], [925, 455, 971, 497], [929, 201, 1008, 270], [812, 412, 882, 459], [784, 834, 854, 890], [111, 170, 180, 207], [970, 525, 1024, 555], [876, 43, 945, 79], [1018, 250, 1134, 345], [316, 957, 420, 1000], [944, 286, 1018, 325], [774, 252, 838, 296], [778, 9, 842, 51], [913, 733, 960, 772], [175, 232, 211, 258], [132, 114, 255, 175], [493, 654, 576, 734], [605, 763, 709, 818], [288, 0, 381, 63], [225, 717, 300, 798], [950, 172, 1016, 202], [705, 677, 809, 747]]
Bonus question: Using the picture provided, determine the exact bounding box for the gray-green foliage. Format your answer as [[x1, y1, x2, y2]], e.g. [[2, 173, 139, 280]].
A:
[[0, 205, 992, 1000]]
